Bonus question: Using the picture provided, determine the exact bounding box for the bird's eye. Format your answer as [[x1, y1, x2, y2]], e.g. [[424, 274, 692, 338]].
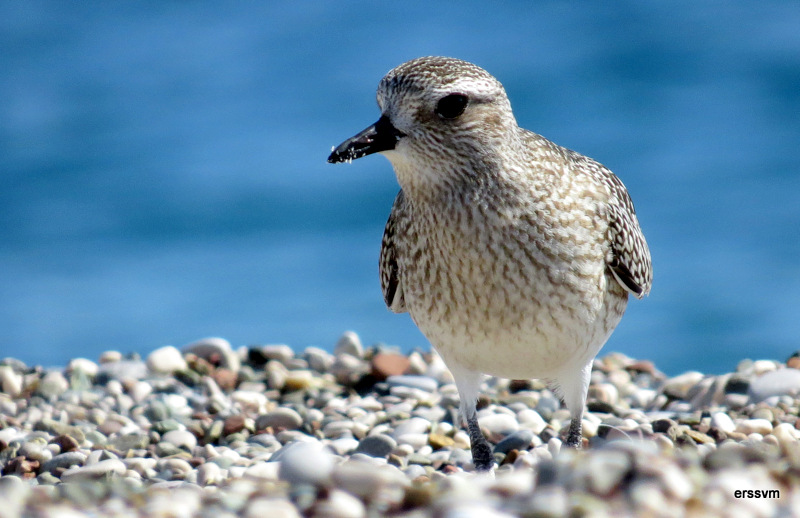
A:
[[435, 94, 468, 119]]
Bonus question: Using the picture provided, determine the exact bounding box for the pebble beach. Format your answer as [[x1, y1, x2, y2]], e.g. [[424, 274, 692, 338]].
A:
[[1, 332, 800, 517]]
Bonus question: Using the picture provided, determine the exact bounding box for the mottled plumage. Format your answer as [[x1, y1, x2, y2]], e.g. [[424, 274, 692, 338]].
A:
[[329, 56, 652, 470]]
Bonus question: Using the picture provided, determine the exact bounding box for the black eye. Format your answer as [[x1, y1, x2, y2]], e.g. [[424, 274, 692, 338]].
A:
[[435, 94, 468, 119]]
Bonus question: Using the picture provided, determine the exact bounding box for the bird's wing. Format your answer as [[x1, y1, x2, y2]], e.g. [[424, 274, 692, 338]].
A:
[[604, 173, 653, 299], [380, 189, 408, 313]]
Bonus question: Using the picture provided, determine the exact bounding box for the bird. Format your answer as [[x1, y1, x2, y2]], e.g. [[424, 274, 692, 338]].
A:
[[328, 56, 652, 471]]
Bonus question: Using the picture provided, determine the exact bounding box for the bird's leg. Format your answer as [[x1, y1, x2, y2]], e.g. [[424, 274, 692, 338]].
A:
[[466, 412, 494, 471], [450, 366, 494, 471], [564, 415, 583, 448]]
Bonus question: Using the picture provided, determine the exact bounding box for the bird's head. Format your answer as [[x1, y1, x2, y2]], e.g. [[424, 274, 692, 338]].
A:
[[329, 57, 518, 189]]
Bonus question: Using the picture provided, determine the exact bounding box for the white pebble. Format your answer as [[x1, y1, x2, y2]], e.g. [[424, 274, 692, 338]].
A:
[[146, 346, 187, 374], [711, 412, 736, 433], [278, 441, 334, 486], [736, 419, 773, 436]]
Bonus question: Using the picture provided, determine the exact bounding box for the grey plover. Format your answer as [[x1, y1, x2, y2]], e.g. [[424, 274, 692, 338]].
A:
[[328, 56, 652, 471]]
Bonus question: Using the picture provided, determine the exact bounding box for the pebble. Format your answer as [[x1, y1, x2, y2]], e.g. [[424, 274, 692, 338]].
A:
[[3, 334, 800, 517], [277, 441, 335, 486], [386, 375, 438, 393], [146, 346, 188, 374], [494, 430, 534, 454], [183, 337, 241, 372], [354, 434, 397, 458], [334, 331, 364, 358], [748, 368, 800, 403], [61, 459, 126, 482], [161, 429, 197, 450], [256, 408, 303, 431]]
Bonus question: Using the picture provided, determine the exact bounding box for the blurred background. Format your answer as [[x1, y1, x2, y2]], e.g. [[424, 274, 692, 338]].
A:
[[1, 2, 798, 374]]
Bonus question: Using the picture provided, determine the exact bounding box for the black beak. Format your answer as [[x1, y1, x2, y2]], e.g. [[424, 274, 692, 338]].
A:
[[328, 115, 405, 163]]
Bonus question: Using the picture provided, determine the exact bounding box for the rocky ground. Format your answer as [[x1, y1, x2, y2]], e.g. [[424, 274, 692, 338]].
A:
[[1, 332, 800, 517]]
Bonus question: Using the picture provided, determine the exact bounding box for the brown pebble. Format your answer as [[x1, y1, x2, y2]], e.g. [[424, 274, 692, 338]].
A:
[[440, 464, 459, 474], [428, 433, 455, 450], [51, 434, 80, 453], [502, 449, 519, 466], [3, 456, 39, 477], [223, 415, 247, 436], [628, 360, 657, 375], [787, 353, 800, 370], [213, 368, 238, 391], [371, 353, 411, 380], [685, 429, 715, 444]]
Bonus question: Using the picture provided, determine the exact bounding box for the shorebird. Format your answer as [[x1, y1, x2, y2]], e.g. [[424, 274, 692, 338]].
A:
[[328, 56, 652, 471]]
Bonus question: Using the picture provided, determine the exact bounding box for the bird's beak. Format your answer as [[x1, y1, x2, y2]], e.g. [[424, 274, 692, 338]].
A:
[[328, 115, 405, 163]]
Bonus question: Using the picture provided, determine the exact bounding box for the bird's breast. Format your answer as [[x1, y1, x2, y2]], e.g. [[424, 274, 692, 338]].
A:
[[397, 201, 626, 378]]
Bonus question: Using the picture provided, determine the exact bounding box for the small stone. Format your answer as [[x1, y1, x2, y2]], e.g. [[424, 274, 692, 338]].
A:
[[98, 350, 123, 363], [0, 366, 22, 397], [684, 429, 715, 444], [266, 361, 289, 390], [710, 412, 736, 434], [662, 371, 705, 400], [258, 344, 295, 364], [256, 408, 303, 431], [334, 331, 364, 358], [478, 413, 519, 438], [161, 430, 197, 451], [354, 434, 397, 458], [223, 415, 248, 436], [36, 371, 69, 398], [50, 434, 80, 453], [183, 337, 241, 372], [67, 358, 99, 378], [393, 417, 431, 437], [277, 441, 334, 486], [146, 346, 188, 374], [429, 433, 455, 450], [371, 353, 411, 380], [736, 419, 773, 435], [212, 368, 238, 391], [749, 368, 800, 403], [314, 489, 366, 518], [304, 346, 334, 372], [197, 462, 224, 486], [41, 451, 87, 474], [61, 459, 126, 482], [494, 430, 534, 454], [386, 375, 438, 393], [332, 460, 409, 499], [109, 433, 150, 453], [284, 370, 315, 391]]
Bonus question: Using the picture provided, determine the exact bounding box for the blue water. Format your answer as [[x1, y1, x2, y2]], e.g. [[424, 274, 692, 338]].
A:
[[2, 2, 799, 375]]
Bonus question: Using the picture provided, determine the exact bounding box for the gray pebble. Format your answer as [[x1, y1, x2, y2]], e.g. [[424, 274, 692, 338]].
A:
[[277, 441, 334, 486], [61, 458, 126, 482], [256, 408, 303, 430], [304, 346, 334, 372], [41, 451, 87, 474], [494, 430, 534, 454], [334, 331, 363, 358], [354, 434, 397, 458], [748, 368, 800, 403]]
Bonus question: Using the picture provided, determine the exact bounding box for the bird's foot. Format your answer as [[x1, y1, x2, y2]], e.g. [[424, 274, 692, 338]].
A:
[[564, 416, 583, 448], [467, 414, 495, 471]]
